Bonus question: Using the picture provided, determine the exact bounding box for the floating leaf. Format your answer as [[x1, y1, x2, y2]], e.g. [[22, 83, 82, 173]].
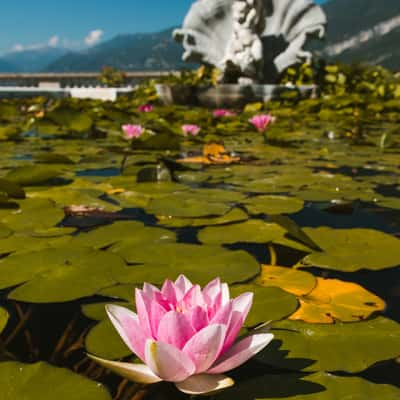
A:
[[5, 165, 63, 186], [0, 361, 111, 400], [301, 227, 400, 271], [244, 195, 304, 215], [0, 307, 9, 334], [289, 278, 386, 323], [218, 371, 400, 400], [178, 143, 240, 165], [0, 247, 128, 303], [231, 285, 298, 327], [258, 266, 317, 296], [198, 220, 286, 245], [259, 317, 400, 373]]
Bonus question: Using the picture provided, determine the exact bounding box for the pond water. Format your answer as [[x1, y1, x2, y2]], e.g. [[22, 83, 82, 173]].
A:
[[0, 95, 399, 399]]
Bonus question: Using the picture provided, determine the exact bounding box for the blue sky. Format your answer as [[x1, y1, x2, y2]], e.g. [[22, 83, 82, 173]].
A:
[[0, 0, 328, 54]]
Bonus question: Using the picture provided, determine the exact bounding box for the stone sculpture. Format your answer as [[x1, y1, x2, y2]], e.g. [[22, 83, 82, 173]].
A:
[[173, 0, 327, 84]]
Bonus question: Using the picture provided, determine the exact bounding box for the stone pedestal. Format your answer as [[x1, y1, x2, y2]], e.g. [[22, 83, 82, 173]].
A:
[[155, 84, 317, 108]]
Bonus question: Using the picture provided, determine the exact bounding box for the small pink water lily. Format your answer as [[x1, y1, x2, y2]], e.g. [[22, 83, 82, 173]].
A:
[[213, 109, 237, 118], [89, 275, 273, 395], [249, 114, 274, 132], [122, 124, 144, 139], [182, 124, 201, 136], [138, 104, 154, 113]]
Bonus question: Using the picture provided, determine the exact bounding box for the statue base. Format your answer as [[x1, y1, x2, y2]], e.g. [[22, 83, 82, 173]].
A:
[[155, 84, 317, 108]]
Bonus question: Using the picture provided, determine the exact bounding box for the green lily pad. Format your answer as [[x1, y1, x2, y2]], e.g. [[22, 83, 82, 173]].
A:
[[72, 221, 176, 249], [0, 247, 128, 303], [198, 220, 286, 245], [0, 361, 111, 400], [0, 223, 12, 239], [258, 317, 400, 373], [231, 285, 298, 327], [243, 195, 304, 215], [300, 227, 400, 272], [0, 307, 9, 334], [218, 372, 400, 400], [111, 243, 260, 286], [5, 165, 63, 186], [158, 208, 249, 228], [0, 198, 65, 232], [0, 179, 25, 199]]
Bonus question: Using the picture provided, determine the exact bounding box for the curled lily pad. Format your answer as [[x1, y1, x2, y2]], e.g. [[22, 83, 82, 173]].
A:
[[257, 266, 317, 297], [258, 317, 400, 373], [0, 361, 111, 400], [300, 228, 400, 272], [289, 278, 386, 323], [243, 195, 304, 216]]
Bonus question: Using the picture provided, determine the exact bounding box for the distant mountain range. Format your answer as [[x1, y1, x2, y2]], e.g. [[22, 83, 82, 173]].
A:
[[0, 0, 399, 73]]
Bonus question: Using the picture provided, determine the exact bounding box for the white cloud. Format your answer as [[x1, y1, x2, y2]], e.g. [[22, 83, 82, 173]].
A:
[[84, 29, 104, 46], [48, 35, 60, 47]]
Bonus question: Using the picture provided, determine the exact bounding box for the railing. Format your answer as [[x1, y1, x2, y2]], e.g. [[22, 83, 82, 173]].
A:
[[0, 71, 178, 88]]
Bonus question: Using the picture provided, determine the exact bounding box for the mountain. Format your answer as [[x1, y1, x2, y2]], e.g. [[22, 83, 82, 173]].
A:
[[0, 59, 18, 73], [46, 28, 188, 72], [2, 47, 68, 73], [319, 0, 400, 69]]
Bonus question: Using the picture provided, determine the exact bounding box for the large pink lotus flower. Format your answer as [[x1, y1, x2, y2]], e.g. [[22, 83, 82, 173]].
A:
[[122, 124, 144, 139], [182, 124, 201, 137], [90, 275, 273, 395], [249, 114, 274, 133], [213, 109, 237, 118], [138, 104, 154, 113]]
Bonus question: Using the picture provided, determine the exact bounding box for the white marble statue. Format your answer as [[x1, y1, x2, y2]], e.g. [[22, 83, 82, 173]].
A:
[[173, 0, 327, 84]]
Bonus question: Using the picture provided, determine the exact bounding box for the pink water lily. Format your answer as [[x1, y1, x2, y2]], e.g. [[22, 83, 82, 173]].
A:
[[249, 114, 274, 133], [138, 104, 154, 113], [213, 109, 237, 118], [122, 124, 144, 139], [182, 124, 201, 136], [89, 275, 273, 395]]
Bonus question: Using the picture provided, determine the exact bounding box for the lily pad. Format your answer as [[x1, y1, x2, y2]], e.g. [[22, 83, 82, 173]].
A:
[[257, 266, 317, 297], [0, 361, 111, 400], [0, 307, 9, 334], [5, 165, 63, 186], [231, 285, 298, 327], [218, 372, 400, 400], [258, 317, 400, 373], [243, 195, 304, 215], [289, 278, 386, 323], [0, 247, 128, 303], [198, 220, 286, 245], [0, 223, 12, 239], [301, 228, 400, 272], [111, 243, 260, 286]]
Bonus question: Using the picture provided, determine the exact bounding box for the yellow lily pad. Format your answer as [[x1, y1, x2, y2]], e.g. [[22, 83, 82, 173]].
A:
[[258, 266, 317, 296], [289, 278, 386, 323]]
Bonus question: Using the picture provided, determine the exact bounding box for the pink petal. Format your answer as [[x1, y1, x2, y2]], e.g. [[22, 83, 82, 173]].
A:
[[175, 275, 193, 296], [181, 285, 205, 310], [161, 279, 180, 306], [135, 289, 167, 337], [142, 282, 161, 299], [187, 306, 209, 331], [208, 333, 274, 374], [221, 283, 230, 306], [175, 374, 234, 395], [210, 301, 232, 327], [183, 324, 226, 373], [105, 304, 147, 361], [222, 293, 253, 351], [145, 339, 196, 382], [157, 311, 195, 349], [88, 354, 161, 384], [202, 278, 221, 306]]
